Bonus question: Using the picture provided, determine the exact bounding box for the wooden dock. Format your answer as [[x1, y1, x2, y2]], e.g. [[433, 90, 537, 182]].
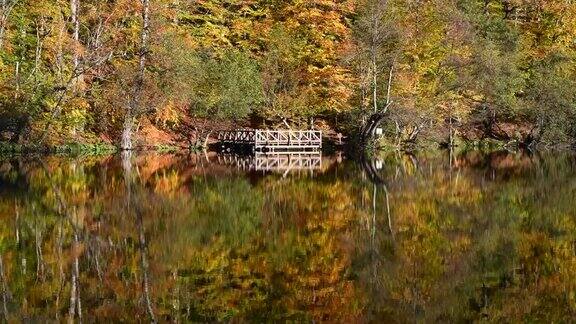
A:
[[217, 129, 322, 152]]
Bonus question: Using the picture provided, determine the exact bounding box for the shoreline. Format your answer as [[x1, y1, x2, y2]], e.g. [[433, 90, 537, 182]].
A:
[[1, 138, 574, 159]]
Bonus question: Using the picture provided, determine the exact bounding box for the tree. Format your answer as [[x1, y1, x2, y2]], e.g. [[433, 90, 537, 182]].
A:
[[354, 0, 394, 113], [261, 0, 356, 120], [70, 0, 80, 89], [121, 0, 150, 151]]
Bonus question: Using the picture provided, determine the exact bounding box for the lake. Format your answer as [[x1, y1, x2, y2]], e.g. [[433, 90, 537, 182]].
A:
[[0, 150, 575, 322]]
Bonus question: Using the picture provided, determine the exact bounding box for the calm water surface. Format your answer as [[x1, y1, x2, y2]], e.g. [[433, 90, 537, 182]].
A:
[[0, 151, 575, 322]]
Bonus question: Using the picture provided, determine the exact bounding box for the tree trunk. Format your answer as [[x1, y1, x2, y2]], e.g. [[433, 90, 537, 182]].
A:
[[14, 61, 19, 93], [120, 117, 134, 151], [368, 0, 388, 114], [449, 116, 454, 147], [68, 272, 77, 322], [33, 23, 44, 80], [121, 0, 150, 151], [70, 0, 84, 135], [372, 52, 377, 113], [0, 255, 9, 322], [57, 13, 66, 83], [70, 0, 80, 84], [202, 130, 212, 149], [386, 65, 393, 105]]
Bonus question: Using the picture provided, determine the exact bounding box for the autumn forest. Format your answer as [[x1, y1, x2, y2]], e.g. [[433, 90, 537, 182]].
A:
[[1, 0, 575, 151], [1, 0, 576, 322]]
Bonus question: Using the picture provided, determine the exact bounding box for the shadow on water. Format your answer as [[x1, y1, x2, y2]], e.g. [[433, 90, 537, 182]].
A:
[[0, 150, 575, 321]]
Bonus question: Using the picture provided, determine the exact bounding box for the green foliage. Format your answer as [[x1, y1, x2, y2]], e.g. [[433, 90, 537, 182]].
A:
[[523, 58, 576, 143], [259, 26, 310, 119], [461, 0, 525, 116], [151, 32, 264, 126], [187, 50, 264, 120]]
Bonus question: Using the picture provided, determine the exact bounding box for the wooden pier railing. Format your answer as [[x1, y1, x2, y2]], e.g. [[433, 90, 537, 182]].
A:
[[217, 129, 322, 152], [254, 130, 321, 151], [217, 129, 256, 144]]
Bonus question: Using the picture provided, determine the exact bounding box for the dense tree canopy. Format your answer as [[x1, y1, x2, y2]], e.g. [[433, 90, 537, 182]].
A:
[[0, 0, 575, 148]]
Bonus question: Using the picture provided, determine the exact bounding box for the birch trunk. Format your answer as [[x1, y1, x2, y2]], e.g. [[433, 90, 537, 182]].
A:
[[70, 0, 81, 88], [372, 52, 377, 113], [68, 272, 76, 322], [369, 0, 388, 113], [70, 0, 83, 136], [386, 65, 393, 105], [371, 5, 378, 113], [121, 0, 150, 151]]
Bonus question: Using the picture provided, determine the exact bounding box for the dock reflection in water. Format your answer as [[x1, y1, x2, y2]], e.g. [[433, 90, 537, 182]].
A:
[[217, 152, 322, 173]]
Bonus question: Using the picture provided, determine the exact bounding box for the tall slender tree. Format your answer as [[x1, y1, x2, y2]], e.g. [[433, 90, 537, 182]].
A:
[[355, 0, 392, 113], [70, 0, 81, 89], [121, 0, 150, 150]]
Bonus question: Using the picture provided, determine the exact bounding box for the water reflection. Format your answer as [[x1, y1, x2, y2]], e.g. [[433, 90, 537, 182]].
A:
[[0, 151, 574, 321], [216, 152, 323, 174]]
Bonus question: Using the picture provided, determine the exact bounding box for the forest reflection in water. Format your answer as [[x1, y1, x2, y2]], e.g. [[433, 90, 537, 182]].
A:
[[0, 150, 575, 322]]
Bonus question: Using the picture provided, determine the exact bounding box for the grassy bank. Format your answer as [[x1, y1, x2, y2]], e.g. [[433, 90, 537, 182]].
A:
[[0, 141, 207, 157]]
